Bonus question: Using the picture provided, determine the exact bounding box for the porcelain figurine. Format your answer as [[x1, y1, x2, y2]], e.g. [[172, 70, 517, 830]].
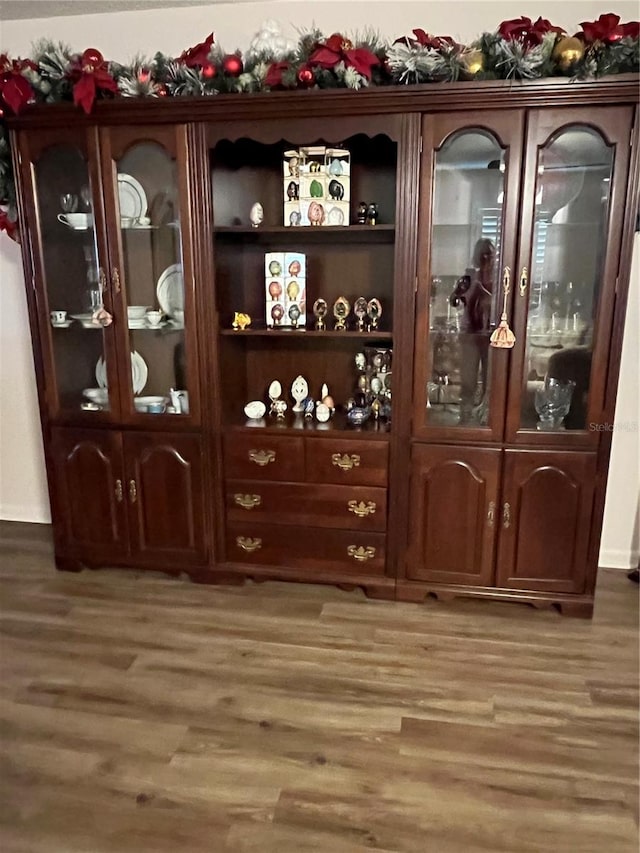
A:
[[313, 298, 328, 330], [288, 155, 300, 178], [291, 375, 309, 413], [333, 296, 350, 331], [273, 399, 288, 419], [347, 406, 371, 426], [268, 380, 284, 417], [307, 201, 325, 226], [232, 312, 251, 330], [244, 400, 266, 419], [315, 402, 331, 423], [249, 202, 264, 228], [353, 297, 368, 332], [287, 181, 299, 201], [303, 397, 315, 418], [367, 298, 382, 331], [289, 210, 302, 226], [328, 179, 344, 201]]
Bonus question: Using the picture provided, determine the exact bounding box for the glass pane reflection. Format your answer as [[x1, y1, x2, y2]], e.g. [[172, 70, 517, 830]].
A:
[[426, 131, 506, 427], [521, 127, 613, 431]]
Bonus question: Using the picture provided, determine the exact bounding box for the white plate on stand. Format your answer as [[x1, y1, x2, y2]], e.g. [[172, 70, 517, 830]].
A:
[[96, 350, 147, 395], [117, 173, 147, 220], [156, 263, 184, 319]]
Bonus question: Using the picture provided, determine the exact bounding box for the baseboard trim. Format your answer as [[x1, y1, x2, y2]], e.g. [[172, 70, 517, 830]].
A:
[[599, 549, 640, 570], [0, 504, 51, 524]]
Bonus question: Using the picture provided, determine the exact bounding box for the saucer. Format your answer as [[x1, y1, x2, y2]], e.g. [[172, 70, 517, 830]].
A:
[[51, 320, 72, 328]]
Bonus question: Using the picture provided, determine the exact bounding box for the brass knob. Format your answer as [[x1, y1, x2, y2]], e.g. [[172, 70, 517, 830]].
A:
[[115, 479, 123, 503], [233, 493, 261, 510], [347, 500, 376, 518], [487, 500, 495, 528], [347, 545, 376, 562], [236, 536, 262, 553], [503, 502, 511, 529], [128, 479, 137, 503], [248, 449, 275, 467], [332, 453, 361, 471]]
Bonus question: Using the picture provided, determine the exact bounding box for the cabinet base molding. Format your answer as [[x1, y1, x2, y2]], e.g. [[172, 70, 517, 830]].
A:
[[395, 581, 594, 617]]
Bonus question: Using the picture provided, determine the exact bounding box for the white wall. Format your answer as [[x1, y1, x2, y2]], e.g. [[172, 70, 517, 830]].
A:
[[1, 0, 639, 566]]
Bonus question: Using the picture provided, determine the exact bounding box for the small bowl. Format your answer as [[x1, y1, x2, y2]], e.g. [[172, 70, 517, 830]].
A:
[[127, 305, 150, 321], [134, 395, 168, 413], [83, 388, 109, 405]]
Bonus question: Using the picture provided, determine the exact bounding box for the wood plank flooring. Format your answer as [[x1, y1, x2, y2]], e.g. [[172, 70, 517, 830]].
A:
[[0, 522, 638, 852]]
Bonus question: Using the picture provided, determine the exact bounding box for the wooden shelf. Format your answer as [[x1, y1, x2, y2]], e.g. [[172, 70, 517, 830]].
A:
[[219, 329, 392, 339], [214, 224, 395, 243], [224, 410, 391, 439]]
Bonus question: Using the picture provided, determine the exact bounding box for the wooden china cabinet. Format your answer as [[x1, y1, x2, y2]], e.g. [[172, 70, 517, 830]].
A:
[[8, 76, 638, 616]]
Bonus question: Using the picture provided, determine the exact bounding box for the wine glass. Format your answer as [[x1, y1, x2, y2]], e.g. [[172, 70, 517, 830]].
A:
[[60, 193, 78, 213], [80, 185, 92, 212], [535, 377, 576, 430]]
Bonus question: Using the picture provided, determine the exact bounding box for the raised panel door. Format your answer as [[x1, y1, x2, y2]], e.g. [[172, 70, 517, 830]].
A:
[[496, 450, 597, 593], [50, 428, 127, 561], [406, 445, 501, 585], [123, 432, 207, 565]]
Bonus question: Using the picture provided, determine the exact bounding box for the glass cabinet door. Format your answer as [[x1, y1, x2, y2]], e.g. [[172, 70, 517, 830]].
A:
[[100, 126, 198, 423], [413, 113, 524, 441], [507, 108, 633, 444], [23, 129, 117, 420]]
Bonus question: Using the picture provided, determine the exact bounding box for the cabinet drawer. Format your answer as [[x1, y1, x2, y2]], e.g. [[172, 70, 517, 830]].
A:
[[223, 434, 304, 481], [227, 523, 386, 576], [305, 439, 389, 487], [226, 481, 387, 532]]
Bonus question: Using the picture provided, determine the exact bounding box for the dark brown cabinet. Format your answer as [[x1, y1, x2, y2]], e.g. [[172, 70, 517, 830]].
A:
[[9, 77, 638, 615]]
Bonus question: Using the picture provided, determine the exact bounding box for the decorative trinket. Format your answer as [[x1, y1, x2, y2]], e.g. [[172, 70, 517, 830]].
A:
[[366, 298, 382, 331], [354, 297, 368, 332], [273, 399, 287, 419], [287, 280, 300, 301], [244, 400, 266, 419], [347, 406, 371, 426], [315, 402, 331, 423], [288, 303, 301, 328], [289, 210, 301, 226], [333, 296, 350, 331], [356, 201, 368, 225], [328, 158, 344, 177], [288, 259, 301, 277], [307, 201, 325, 226], [268, 380, 287, 418], [288, 155, 300, 178], [270, 303, 284, 326], [268, 281, 282, 301], [366, 203, 379, 226], [232, 311, 252, 330], [268, 259, 282, 276], [287, 181, 299, 201], [291, 375, 309, 413], [249, 202, 264, 228], [328, 179, 344, 201], [313, 298, 328, 330], [309, 179, 323, 198], [303, 397, 315, 418]]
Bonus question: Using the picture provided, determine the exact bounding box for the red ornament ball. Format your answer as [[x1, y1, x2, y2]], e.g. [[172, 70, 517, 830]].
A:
[[81, 48, 104, 68], [202, 62, 217, 79], [297, 67, 314, 87], [222, 54, 243, 77], [157, 84, 168, 97]]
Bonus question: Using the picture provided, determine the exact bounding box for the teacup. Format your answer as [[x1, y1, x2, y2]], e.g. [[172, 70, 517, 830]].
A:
[[57, 212, 92, 229], [145, 310, 163, 327], [147, 402, 165, 414], [50, 310, 67, 325], [121, 217, 135, 229]]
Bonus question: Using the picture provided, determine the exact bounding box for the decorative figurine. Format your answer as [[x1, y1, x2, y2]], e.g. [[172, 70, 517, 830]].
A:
[[232, 312, 252, 330], [328, 158, 344, 177], [288, 259, 301, 277], [249, 202, 264, 228], [366, 203, 379, 226], [291, 375, 309, 413], [355, 351, 366, 371], [309, 161, 321, 173], [244, 400, 266, 419], [273, 399, 287, 419], [328, 179, 344, 201], [288, 155, 300, 178], [268, 380, 287, 418], [310, 179, 323, 198], [288, 303, 301, 328], [347, 406, 371, 426], [287, 181, 299, 201], [367, 298, 382, 331], [353, 297, 368, 332], [315, 402, 331, 423], [289, 210, 302, 226], [270, 303, 284, 326], [303, 397, 315, 418], [307, 201, 325, 226], [287, 280, 300, 301], [333, 296, 350, 331], [268, 281, 282, 301], [313, 298, 328, 330], [268, 259, 282, 276], [356, 201, 368, 225]]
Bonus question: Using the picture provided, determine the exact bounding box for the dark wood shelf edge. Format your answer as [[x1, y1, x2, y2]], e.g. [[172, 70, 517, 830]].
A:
[[219, 329, 393, 339], [214, 224, 395, 234]]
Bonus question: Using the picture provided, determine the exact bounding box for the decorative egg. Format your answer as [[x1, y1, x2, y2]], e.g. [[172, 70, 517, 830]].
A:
[[271, 303, 284, 324], [268, 260, 282, 276], [307, 201, 325, 226], [244, 400, 266, 419], [310, 179, 323, 198], [288, 260, 301, 277], [328, 158, 344, 176], [249, 202, 264, 228], [268, 380, 282, 400], [268, 281, 282, 300], [287, 280, 300, 300], [315, 403, 331, 423]]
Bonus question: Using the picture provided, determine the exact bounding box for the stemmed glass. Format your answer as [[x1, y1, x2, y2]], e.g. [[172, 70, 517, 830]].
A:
[[60, 193, 78, 213], [535, 377, 576, 430]]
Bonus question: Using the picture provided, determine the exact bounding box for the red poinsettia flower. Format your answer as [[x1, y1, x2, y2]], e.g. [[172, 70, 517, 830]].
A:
[[0, 208, 19, 242], [265, 61, 292, 88], [0, 54, 36, 114], [309, 33, 380, 80], [499, 16, 564, 48], [179, 32, 215, 67], [621, 21, 640, 39], [579, 13, 629, 44], [394, 28, 456, 50], [69, 48, 118, 114]]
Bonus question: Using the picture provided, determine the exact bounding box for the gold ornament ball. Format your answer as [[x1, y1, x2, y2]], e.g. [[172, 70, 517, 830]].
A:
[[552, 36, 585, 71], [462, 49, 484, 76]]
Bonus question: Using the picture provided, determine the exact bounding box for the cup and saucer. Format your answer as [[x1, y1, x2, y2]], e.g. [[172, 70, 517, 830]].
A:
[[50, 310, 72, 328]]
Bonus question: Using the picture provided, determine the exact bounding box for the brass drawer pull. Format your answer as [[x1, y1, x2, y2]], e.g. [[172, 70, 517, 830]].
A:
[[503, 502, 511, 529], [233, 493, 262, 510], [348, 500, 376, 518], [248, 449, 276, 467], [487, 500, 495, 528], [236, 536, 262, 553], [347, 545, 376, 562], [332, 453, 361, 471], [115, 479, 123, 503], [128, 479, 137, 503]]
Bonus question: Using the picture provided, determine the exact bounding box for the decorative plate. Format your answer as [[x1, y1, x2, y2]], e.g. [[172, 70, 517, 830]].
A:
[[156, 263, 184, 319], [96, 350, 147, 395], [117, 173, 147, 220]]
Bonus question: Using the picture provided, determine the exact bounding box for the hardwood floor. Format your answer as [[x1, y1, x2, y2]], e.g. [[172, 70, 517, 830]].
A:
[[0, 522, 638, 853]]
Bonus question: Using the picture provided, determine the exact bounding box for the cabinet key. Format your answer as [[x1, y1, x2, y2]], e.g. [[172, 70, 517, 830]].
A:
[[248, 449, 276, 466]]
